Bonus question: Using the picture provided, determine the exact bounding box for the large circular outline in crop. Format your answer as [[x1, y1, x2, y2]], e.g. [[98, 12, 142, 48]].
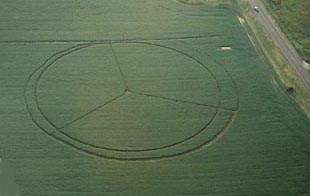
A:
[[24, 41, 239, 161], [35, 42, 220, 152]]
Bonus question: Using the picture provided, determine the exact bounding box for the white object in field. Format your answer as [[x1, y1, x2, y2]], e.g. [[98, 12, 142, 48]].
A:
[[220, 47, 232, 50]]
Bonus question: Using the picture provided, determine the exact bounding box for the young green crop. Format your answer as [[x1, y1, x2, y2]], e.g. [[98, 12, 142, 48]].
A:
[[0, 0, 309, 195]]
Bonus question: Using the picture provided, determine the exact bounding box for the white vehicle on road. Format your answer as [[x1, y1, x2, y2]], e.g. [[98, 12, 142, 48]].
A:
[[254, 6, 259, 12]]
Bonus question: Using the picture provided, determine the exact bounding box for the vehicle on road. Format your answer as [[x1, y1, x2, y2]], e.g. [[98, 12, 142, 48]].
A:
[[254, 6, 259, 12]]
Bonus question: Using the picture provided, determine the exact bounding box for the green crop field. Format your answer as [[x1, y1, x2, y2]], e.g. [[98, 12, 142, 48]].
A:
[[0, 0, 310, 195]]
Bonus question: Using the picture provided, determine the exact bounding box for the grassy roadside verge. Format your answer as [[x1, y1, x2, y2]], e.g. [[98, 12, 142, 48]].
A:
[[236, 0, 310, 117], [261, 0, 310, 62]]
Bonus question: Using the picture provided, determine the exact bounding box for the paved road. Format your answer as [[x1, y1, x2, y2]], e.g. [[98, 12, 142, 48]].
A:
[[248, 0, 310, 89]]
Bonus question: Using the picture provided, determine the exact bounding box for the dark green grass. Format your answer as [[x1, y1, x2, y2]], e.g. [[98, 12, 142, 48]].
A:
[[0, 0, 310, 195]]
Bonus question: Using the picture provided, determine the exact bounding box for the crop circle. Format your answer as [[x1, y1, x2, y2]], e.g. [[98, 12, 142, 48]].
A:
[[24, 41, 238, 161]]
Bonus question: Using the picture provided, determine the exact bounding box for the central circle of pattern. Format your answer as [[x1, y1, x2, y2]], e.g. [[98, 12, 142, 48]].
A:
[[25, 41, 238, 160]]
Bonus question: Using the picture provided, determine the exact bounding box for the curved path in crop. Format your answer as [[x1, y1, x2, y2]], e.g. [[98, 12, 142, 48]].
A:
[[248, 0, 310, 89]]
